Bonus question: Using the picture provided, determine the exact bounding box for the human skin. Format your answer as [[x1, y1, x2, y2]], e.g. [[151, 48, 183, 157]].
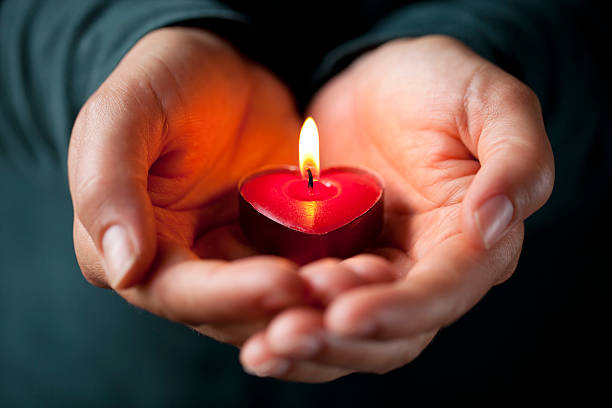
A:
[[68, 27, 394, 346], [239, 36, 554, 381], [68, 29, 554, 380]]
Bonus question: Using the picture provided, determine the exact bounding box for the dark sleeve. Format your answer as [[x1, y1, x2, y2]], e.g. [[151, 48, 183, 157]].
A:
[[314, 0, 610, 228], [0, 0, 249, 169]]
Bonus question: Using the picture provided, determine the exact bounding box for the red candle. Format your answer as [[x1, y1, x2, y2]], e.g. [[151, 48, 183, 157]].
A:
[[239, 118, 384, 264]]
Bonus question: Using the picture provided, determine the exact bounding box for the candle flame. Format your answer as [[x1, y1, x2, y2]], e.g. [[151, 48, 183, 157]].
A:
[[299, 117, 320, 180]]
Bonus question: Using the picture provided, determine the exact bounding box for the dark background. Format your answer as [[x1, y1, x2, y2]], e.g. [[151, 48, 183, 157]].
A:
[[1, 0, 610, 406]]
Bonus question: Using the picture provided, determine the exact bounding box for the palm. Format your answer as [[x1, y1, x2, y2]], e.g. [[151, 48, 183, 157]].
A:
[[142, 32, 300, 258], [309, 38, 483, 274]]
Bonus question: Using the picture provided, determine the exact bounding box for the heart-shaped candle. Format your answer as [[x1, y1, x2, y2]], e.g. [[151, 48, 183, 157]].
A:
[[239, 118, 384, 264]]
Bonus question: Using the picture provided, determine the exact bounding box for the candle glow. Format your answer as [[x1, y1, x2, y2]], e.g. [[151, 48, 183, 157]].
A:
[[239, 115, 384, 264]]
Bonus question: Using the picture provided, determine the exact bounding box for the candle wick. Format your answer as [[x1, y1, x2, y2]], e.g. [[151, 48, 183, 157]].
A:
[[307, 168, 314, 190]]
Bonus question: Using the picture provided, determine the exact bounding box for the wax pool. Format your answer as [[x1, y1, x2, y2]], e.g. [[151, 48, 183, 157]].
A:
[[239, 166, 384, 264]]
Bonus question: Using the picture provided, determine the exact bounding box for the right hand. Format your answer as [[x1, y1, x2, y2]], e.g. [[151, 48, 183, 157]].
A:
[[239, 35, 554, 381], [68, 27, 312, 346]]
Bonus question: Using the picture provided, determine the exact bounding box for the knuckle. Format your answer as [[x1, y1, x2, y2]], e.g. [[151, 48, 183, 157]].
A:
[[492, 78, 539, 109], [476, 76, 541, 127]]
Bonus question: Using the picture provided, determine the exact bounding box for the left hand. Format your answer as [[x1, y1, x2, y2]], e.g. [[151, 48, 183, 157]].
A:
[[239, 35, 554, 382]]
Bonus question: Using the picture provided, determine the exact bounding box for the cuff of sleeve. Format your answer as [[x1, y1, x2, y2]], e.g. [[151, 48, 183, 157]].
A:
[[74, 0, 251, 104], [312, 2, 503, 89]]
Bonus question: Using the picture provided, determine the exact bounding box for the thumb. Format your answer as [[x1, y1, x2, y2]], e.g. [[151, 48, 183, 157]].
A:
[[68, 85, 162, 289], [461, 80, 555, 249]]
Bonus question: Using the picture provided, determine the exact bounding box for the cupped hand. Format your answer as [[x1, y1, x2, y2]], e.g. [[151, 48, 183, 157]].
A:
[[240, 36, 554, 381], [68, 27, 376, 346]]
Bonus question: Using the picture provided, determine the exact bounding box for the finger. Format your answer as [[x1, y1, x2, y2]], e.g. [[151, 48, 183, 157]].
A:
[[300, 255, 397, 306], [68, 78, 164, 289], [265, 307, 436, 374], [325, 224, 523, 339], [340, 254, 401, 282], [194, 319, 270, 347], [192, 224, 258, 260], [73, 216, 107, 288], [120, 244, 307, 325], [241, 332, 352, 382], [460, 69, 554, 249]]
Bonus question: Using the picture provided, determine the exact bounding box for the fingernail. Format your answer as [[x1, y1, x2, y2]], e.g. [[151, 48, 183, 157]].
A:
[[102, 225, 136, 287], [284, 335, 322, 358], [246, 358, 290, 378], [474, 195, 514, 249]]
